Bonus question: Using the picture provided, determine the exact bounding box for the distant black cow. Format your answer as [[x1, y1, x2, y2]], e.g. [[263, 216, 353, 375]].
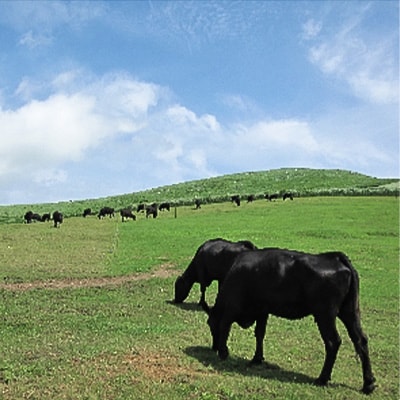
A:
[[202, 248, 375, 395], [146, 204, 158, 219], [247, 195, 255, 203], [120, 208, 136, 222], [231, 195, 240, 206], [41, 213, 51, 222], [194, 199, 201, 209], [159, 202, 171, 211], [137, 203, 146, 212], [283, 192, 294, 201], [24, 211, 34, 224], [82, 208, 92, 217], [98, 207, 115, 219], [265, 194, 278, 201], [174, 238, 257, 306], [31, 213, 42, 222], [52, 211, 63, 228]]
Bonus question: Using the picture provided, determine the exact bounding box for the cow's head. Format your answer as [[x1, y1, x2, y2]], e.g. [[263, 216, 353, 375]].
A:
[[173, 276, 192, 303]]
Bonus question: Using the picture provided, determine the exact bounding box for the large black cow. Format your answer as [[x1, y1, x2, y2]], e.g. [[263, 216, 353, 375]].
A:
[[202, 248, 375, 394], [98, 207, 115, 219], [52, 211, 63, 228], [120, 208, 136, 222], [194, 199, 201, 209], [174, 238, 257, 306]]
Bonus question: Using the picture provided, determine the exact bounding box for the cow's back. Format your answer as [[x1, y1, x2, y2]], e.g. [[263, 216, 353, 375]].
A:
[[217, 249, 352, 320]]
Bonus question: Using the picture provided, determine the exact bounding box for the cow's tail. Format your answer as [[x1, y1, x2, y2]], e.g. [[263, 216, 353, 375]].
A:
[[337, 252, 361, 317]]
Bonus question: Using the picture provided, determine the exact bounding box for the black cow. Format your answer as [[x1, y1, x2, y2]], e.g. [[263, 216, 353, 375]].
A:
[[120, 208, 136, 222], [231, 195, 240, 206], [174, 238, 257, 306], [247, 195, 255, 203], [202, 248, 375, 394], [265, 194, 278, 201], [194, 199, 201, 209], [41, 213, 51, 222], [146, 204, 158, 218], [283, 192, 294, 201], [137, 203, 146, 212], [52, 211, 63, 228], [98, 207, 115, 219], [83, 208, 92, 217], [24, 211, 34, 224], [159, 202, 171, 211], [31, 213, 42, 222]]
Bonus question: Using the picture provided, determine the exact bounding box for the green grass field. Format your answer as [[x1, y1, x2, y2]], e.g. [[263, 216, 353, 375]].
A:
[[0, 196, 398, 399]]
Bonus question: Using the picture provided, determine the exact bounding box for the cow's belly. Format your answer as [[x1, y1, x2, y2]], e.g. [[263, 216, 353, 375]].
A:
[[268, 302, 310, 320]]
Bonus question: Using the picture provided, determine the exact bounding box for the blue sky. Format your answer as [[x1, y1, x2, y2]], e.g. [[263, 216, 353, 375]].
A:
[[0, 1, 398, 205]]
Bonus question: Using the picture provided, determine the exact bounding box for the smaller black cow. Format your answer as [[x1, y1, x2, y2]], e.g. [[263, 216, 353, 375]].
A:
[[31, 213, 42, 222], [52, 211, 63, 228], [265, 193, 278, 201], [82, 208, 92, 217], [120, 208, 136, 222], [247, 195, 255, 203], [98, 207, 115, 219], [24, 211, 34, 224], [202, 248, 375, 394], [159, 202, 171, 211], [194, 199, 201, 209], [231, 195, 240, 206], [137, 203, 146, 212], [174, 238, 257, 306], [283, 192, 294, 200], [41, 213, 51, 222]]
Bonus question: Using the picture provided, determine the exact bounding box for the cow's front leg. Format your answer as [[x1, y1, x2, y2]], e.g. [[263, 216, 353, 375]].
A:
[[250, 314, 268, 364]]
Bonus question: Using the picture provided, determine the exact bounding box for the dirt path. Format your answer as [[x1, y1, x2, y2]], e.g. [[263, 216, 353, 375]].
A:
[[0, 264, 179, 292]]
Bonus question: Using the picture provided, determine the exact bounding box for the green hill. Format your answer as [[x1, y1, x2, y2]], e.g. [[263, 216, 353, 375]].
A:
[[0, 168, 398, 222]]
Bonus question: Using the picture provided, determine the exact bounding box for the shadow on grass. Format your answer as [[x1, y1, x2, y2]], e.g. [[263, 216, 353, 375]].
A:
[[184, 345, 351, 391], [165, 300, 204, 312]]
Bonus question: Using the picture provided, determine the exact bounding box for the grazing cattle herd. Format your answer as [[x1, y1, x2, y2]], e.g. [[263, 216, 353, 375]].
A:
[[19, 191, 376, 394], [22, 192, 295, 227]]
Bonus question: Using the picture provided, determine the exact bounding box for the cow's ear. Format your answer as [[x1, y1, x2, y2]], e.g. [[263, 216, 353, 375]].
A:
[[201, 301, 210, 315]]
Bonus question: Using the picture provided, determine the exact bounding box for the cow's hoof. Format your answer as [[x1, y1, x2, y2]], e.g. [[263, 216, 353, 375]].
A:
[[313, 377, 328, 387], [362, 381, 376, 395], [218, 349, 229, 360], [249, 357, 264, 365]]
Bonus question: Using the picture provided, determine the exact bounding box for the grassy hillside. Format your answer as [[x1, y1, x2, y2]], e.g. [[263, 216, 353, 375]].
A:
[[0, 168, 398, 222]]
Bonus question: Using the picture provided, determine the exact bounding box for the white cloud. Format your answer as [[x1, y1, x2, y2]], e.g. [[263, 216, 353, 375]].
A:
[[19, 30, 52, 49], [305, 11, 399, 105], [302, 18, 322, 40], [0, 72, 162, 186]]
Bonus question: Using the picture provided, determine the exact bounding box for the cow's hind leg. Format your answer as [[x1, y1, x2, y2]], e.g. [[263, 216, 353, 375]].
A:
[[217, 318, 232, 360], [339, 311, 376, 394], [250, 314, 268, 364], [314, 315, 342, 387]]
